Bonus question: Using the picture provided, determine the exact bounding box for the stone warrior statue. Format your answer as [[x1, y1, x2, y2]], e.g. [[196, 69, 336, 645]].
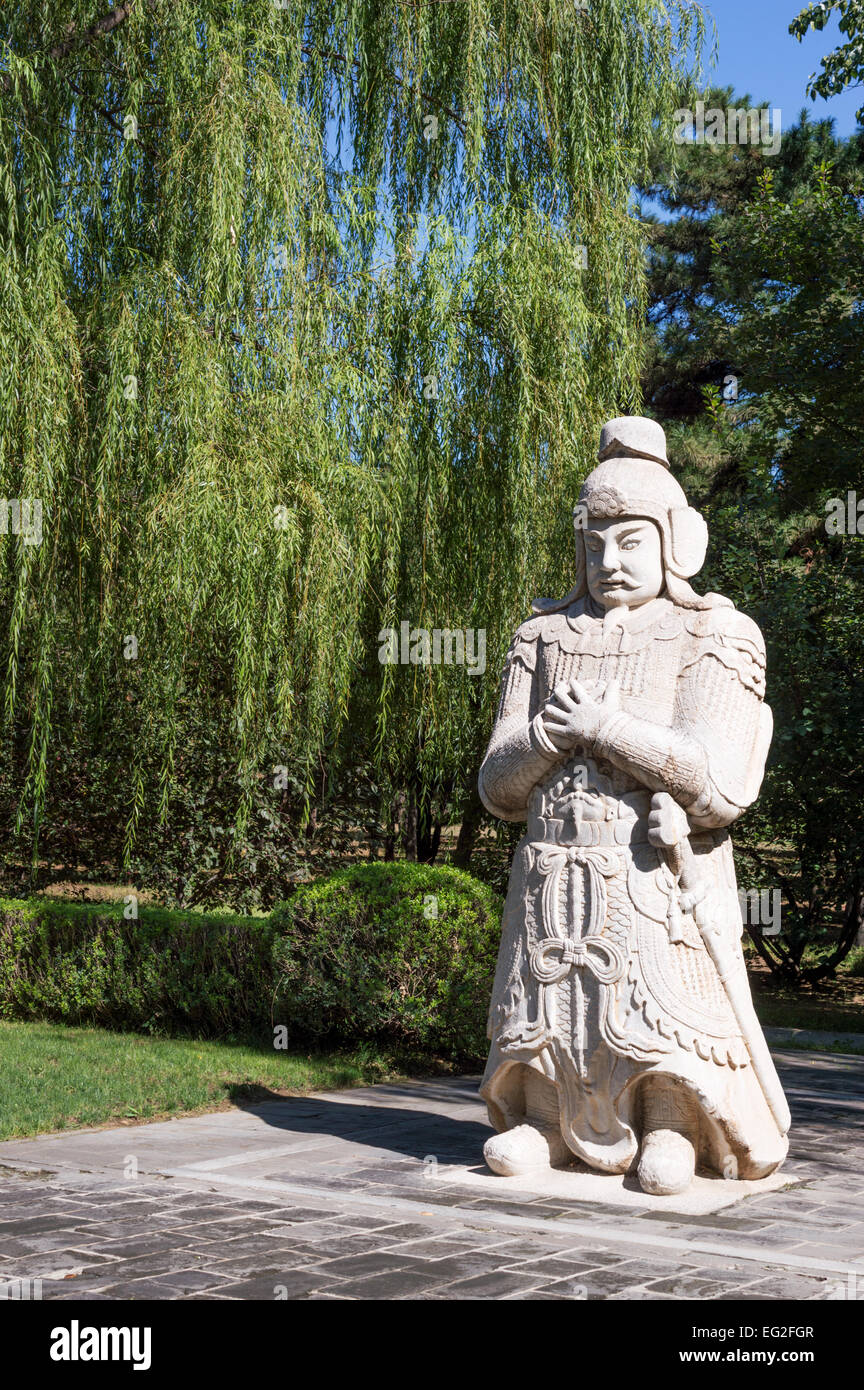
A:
[[478, 417, 790, 1196]]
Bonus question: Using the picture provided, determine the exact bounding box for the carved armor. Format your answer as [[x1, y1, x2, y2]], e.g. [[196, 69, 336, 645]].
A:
[[479, 591, 788, 1179]]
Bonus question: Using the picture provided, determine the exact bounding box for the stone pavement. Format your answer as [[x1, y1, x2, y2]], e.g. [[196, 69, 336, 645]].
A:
[[0, 1046, 862, 1301]]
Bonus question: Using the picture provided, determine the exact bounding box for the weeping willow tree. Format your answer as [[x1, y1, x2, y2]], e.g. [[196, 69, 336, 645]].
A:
[[0, 1, 706, 898]]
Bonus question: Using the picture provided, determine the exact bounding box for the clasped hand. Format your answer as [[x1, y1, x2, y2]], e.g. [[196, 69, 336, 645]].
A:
[[539, 677, 620, 754]]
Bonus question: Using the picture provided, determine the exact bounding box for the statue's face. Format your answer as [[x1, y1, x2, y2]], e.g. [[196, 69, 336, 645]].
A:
[[584, 517, 664, 610]]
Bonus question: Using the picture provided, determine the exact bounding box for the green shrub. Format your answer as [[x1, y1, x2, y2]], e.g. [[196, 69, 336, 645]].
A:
[[0, 897, 276, 1037], [0, 863, 503, 1059], [844, 946, 864, 979], [270, 862, 502, 1061]]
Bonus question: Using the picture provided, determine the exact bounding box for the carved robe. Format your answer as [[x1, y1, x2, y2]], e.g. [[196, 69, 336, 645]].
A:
[[478, 593, 788, 1179]]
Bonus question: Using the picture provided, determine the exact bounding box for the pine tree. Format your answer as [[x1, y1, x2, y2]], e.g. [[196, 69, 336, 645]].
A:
[[640, 95, 864, 981]]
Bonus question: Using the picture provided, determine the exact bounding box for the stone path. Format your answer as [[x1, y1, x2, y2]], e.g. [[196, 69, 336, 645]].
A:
[[0, 1046, 862, 1300], [764, 1025, 864, 1054]]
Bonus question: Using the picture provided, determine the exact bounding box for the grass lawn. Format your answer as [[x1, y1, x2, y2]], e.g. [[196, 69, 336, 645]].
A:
[[0, 1020, 416, 1141], [3, 966, 861, 1142], [748, 961, 864, 1035]]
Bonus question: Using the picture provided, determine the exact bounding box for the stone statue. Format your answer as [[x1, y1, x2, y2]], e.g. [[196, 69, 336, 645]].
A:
[[478, 416, 790, 1196]]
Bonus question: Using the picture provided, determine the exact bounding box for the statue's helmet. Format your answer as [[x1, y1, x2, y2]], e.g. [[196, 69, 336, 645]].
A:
[[576, 416, 708, 581], [533, 415, 714, 614]]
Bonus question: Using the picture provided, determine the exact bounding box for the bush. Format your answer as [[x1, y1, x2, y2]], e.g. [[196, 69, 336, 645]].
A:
[[844, 946, 864, 979], [270, 862, 502, 1061], [0, 897, 276, 1037], [0, 863, 503, 1059]]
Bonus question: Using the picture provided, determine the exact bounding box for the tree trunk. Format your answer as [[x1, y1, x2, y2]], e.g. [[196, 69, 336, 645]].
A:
[[384, 790, 405, 861], [804, 889, 864, 983], [452, 784, 485, 869], [416, 810, 442, 864], [402, 785, 418, 861]]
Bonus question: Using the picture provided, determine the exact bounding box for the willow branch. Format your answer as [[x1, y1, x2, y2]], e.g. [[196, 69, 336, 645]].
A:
[[1, 3, 138, 93]]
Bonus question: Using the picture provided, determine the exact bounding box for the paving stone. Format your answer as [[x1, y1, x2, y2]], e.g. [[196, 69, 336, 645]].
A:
[[317, 1214, 410, 1232], [361, 1222, 459, 1241], [428, 1269, 547, 1299], [678, 1226, 808, 1249], [193, 1233, 301, 1255], [48, 1249, 212, 1288], [712, 1289, 783, 1301], [376, 1252, 521, 1284], [46, 1290, 116, 1301], [606, 1289, 683, 1300], [0, 1049, 862, 1298], [778, 1241, 864, 1263], [262, 1207, 334, 1223], [216, 1200, 295, 1214], [146, 1269, 236, 1292], [200, 1249, 320, 1275], [601, 1258, 683, 1281], [309, 1250, 415, 1277], [538, 1269, 654, 1298], [0, 1239, 53, 1267], [333, 1268, 451, 1299], [0, 1216, 78, 1237], [382, 1236, 513, 1261], [94, 1234, 203, 1257], [496, 1256, 600, 1279], [636, 1210, 769, 1230], [739, 1271, 838, 1299], [647, 1274, 751, 1298], [505, 1291, 571, 1300], [98, 1279, 185, 1300], [172, 1219, 284, 1240], [0, 1248, 119, 1278], [210, 1270, 341, 1299], [251, 1221, 354, 1243], [491, 1240, 625, 1266], [65, 1220, 167, 1240], [25, 1228, 136, 1254]]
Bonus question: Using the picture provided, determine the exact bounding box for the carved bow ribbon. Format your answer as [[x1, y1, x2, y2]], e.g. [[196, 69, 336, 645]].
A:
[[529, 843, 626, 987]]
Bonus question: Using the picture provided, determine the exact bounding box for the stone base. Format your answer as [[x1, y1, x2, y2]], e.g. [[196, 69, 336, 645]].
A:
[[442, 1160, 792, 1215]]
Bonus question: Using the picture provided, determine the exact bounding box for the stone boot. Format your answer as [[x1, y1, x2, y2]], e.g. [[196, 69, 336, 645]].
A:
[[637, 1078, 697, 1196], [484, 1069, 571, 1176], [483, 1123, 571, 1177], [637, 1128, 695, 1195]]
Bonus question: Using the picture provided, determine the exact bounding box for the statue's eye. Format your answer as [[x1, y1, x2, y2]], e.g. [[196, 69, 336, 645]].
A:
[[586, 538, 601, 551], [621, 539, 640, 550]]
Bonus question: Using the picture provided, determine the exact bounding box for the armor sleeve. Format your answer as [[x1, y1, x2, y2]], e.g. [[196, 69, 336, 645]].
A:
[[593, 607, 772, 830], [478, 627, 562, 821]]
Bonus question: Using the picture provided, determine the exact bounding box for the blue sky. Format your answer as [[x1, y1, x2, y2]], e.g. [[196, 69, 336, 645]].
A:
[[704, 0, 862, 136]]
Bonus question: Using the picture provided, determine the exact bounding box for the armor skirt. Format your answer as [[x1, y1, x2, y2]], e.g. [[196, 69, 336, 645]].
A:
[[480, 757, 788, 1178]]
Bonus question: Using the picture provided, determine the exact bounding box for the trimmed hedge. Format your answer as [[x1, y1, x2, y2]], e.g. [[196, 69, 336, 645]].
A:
[[271, 862, 502, 1059], [0, 898, 276, 1037], [0, 863, 503, 1059]]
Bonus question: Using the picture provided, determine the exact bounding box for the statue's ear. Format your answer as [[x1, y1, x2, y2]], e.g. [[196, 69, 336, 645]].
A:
[[667, 507, 708, 578]]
